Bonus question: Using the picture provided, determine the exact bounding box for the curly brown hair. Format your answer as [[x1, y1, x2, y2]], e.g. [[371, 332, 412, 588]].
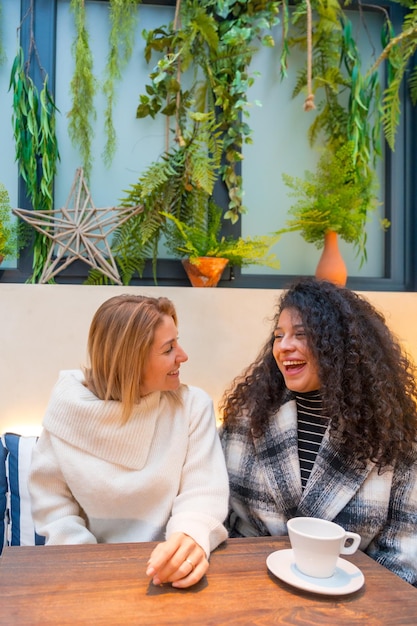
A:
[[220, 278, 417, 468]]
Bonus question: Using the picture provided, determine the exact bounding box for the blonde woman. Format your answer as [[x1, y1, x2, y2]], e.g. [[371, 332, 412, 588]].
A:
[[29, 294, 228, 588]]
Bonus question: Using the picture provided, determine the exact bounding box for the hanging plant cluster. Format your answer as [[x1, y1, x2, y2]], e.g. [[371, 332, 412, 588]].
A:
[[3, 0, 417, 285], [136, 0, 281, 223], [275, 1, 385, 267], [68, 0, 139, 179], [9, 41, 60, 282]]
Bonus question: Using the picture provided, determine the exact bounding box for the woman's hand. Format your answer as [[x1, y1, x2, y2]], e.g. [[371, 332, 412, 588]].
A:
[[145, 532, 208, 588]]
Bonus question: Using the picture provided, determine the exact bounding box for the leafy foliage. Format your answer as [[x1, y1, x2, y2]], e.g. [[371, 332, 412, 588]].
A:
[[281, 0, 387, 261], [162, 203, 280, 268], [8, 0, 417, 283], [288, 1, 382, 170], [368, 4, 417, 150], [137, 0, 281, 222], [109, 111, 224, 284], [102, 0, 140, 166], [68, 0, 97, 181], [9, 46, 60, 282], [281, 141, 384, 264], [68, 0, 140, 177], [0, 183, 17, 259]]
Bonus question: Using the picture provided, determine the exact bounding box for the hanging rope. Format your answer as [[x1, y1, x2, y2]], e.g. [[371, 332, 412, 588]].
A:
[[304, 0, 316, 111], [174, 0, 185, 147]]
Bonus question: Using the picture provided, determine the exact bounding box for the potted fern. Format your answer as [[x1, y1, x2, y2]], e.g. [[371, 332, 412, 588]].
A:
[[108, 111, 279, 287], [280, 141, 385, 285], [162, 202, 280, 287]]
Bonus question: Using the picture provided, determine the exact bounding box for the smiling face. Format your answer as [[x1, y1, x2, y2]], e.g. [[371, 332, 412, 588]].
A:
[[140, 315, 188, 396], [273, 307, 321, 393]]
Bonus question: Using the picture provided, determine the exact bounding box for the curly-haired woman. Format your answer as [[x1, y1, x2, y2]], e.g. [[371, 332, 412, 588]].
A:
[[220, 277, 417, 586]]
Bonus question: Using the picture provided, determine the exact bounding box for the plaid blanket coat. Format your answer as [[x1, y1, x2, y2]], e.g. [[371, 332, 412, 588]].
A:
[[220, 399, 417, 587]]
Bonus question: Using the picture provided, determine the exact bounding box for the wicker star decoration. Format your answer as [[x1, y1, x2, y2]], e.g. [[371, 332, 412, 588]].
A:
[[13, 168, 143, 284]]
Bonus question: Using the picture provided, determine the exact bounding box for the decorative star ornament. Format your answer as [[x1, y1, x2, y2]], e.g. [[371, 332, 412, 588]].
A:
[[13, 168, 143, 284]]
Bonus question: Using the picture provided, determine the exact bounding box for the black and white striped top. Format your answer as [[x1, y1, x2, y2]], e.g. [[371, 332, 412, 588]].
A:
[[295, 391, 328, 490]]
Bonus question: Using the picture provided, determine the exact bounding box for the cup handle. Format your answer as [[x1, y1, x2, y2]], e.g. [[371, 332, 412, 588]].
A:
[[341, 531, 361, 555]]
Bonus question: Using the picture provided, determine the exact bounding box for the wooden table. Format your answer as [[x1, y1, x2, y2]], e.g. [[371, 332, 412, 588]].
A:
[[0, 537, 415, 625]]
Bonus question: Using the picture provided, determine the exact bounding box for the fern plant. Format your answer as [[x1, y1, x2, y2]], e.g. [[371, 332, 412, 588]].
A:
[[281, 141, 387, 265], [367, 3, 417, 150], [108, 111, 224, 284], [102, 109, 279, 285], [162, 203, 280, 269]]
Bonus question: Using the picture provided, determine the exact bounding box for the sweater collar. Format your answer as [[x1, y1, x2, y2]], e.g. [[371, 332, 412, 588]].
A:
[[43, 370, 162, 470]]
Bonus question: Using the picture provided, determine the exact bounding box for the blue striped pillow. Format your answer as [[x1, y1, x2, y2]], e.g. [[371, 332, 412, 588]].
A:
[[2, 433, 45, 547], [0, 437, 7, 553]]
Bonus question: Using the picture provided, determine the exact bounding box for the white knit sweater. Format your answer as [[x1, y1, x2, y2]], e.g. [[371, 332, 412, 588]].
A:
[[28, 370, 229, 556]]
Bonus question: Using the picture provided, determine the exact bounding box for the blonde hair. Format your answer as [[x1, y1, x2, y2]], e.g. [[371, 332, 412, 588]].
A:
[[84, 294, 178, 421]]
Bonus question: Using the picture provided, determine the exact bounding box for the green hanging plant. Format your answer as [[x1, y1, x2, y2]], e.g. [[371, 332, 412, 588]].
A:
[[68, 0, 96, 181], [287, 1, 382, 171], [279, 0, 387, 264], [9, 44, 60, 282], [102, 0, 140, 166], [366, 4, 417, 150], [69, 0, 141, 177], [137, 0, 281, 223]]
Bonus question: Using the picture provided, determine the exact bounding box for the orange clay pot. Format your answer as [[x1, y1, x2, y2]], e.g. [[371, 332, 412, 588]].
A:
[[315, 230, 347, 287], [182, 257, 229, 287]]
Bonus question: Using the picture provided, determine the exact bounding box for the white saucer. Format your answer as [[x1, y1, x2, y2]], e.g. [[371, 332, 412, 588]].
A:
[[266, 549, 365, 596]]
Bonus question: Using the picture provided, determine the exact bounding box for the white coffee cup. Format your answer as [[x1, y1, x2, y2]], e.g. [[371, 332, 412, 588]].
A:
[[287, 517, 361, 578]]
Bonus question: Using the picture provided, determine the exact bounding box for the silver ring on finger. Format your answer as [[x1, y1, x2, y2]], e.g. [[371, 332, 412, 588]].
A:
[[185, 558, 195, 572]]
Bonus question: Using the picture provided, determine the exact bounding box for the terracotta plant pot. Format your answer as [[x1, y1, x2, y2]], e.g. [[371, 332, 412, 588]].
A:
[[182, 257, 229, 287], [315, 230, 347, 287]]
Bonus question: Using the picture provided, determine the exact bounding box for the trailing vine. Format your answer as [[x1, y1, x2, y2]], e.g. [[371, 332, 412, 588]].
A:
[[137, 0, 281, 223], [9, 38, 60, 282], [68, 0, 96, 182], [102, 0, 140, 166], [278, 0, 386, 262], [68, 0, 141, 178], [367, 2, 417, 150]]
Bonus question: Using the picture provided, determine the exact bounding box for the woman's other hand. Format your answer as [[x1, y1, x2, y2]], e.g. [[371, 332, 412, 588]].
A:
[[145, 531, 208, 588]]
